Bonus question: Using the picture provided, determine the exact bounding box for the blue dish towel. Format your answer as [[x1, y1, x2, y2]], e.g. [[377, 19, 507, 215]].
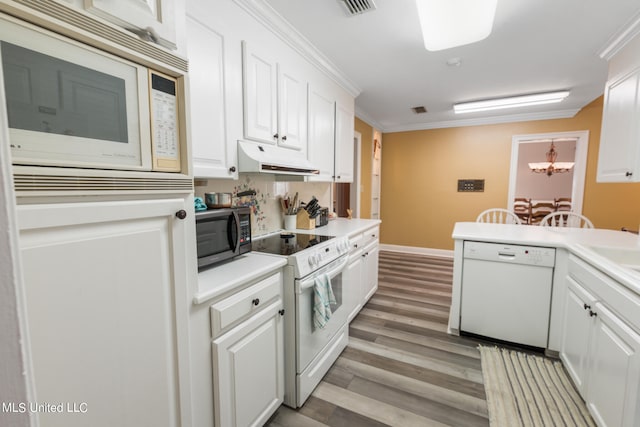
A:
[[313, 273, 336, 329]]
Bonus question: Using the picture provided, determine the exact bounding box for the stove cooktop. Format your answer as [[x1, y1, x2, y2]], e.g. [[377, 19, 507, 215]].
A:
[[252, 232, 335, 256]]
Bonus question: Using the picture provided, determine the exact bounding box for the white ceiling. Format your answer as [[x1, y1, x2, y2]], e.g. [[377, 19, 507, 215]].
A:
[[264, 0, 640, 132]]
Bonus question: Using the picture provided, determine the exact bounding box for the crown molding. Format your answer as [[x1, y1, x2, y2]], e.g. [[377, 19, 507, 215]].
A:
[[232, 0, 361, 97], [382, 108, 581, 133], [598, 10, 640, 61], [354, 106, 384, 132]]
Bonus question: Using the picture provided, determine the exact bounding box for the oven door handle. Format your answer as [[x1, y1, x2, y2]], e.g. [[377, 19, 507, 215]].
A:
[[299, 256, 348, 291]]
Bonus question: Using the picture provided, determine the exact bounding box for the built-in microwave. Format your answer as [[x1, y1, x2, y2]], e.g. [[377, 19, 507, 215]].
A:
[[0, 13, 182, 172], [196, 207, 252, 270]]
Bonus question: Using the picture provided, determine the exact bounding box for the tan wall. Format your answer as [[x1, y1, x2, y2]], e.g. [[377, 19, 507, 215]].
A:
[[355, 117, 373, 218], [378, 96, 640, 250]]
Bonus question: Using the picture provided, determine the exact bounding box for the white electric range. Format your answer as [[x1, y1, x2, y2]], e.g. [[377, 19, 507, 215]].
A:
[[252, 231, 350, 407]]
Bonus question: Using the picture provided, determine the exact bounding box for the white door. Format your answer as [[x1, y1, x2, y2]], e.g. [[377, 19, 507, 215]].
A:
[[242, 42, 277, 145], [344, 253, 363, 322], [18, 198, 192, 427], [560, 277, 596, 394], [187, 14, 237, 178], [84, 0, 177, 50], [362, 242, 379, 303], [597, 69, 640, 182], [334, 102, 355, 183], [307, 85, 335, 182], [212, 300, 284, 427], [277, 65, 307, 152], [587, 302, 640, 427]]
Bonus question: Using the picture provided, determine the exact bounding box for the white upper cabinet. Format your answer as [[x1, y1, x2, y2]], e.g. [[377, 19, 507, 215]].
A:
[[334, 102, 355, 183], [597, 68, 640, 182], [243, 41, 278, 145], [278, 65, 308, 151], [597, 31, 640, 182], [83, 0, 178, 50], [242, 42, 307, 152], [307, 84, 336, 181], [186, 13, 237, 179]]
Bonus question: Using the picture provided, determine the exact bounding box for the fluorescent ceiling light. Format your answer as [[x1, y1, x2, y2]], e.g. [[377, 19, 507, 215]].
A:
[[416, 0, 497, 51], [453, 91, 571, 114]]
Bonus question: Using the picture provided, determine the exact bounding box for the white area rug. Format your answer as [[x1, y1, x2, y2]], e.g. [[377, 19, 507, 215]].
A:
[[479, 346, 596, 427]]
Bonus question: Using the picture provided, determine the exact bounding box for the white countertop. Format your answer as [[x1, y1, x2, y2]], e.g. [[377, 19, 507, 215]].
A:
[[453, 222, 640, 294], [194, 252, 287, 305], [291, 218, 381, 238]]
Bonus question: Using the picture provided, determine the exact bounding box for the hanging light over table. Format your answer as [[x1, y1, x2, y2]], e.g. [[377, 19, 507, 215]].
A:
[[528, 141, 574, 177]]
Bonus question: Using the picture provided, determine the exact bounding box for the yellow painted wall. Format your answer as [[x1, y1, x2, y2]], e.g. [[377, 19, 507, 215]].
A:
[[377, 96, 640, 250], [355, 117, 373, 218]]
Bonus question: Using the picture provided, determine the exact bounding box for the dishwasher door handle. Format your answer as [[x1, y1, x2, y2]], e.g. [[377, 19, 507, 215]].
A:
[[497, 252, 516, 259]]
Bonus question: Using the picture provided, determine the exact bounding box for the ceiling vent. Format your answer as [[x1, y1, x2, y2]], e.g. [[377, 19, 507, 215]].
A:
[[339, 0, 377, 16], [412, 106, 428, 114]]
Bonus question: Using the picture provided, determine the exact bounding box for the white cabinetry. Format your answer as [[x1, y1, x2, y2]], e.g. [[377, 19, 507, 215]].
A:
[[344, 225, 380, 317], [83, 0, 178, 50], [242, 42, 307, 151], [17, 197, 192, 427], [211, 272, 284, 427], [187, 13, 238, 179], [307, 85, 336, 181], [597, 68, 640, 182], [334, 102, 355, 183], [361, 227, 380, 303], [344, 235, 364, 322], [560, 255, 640, 427]]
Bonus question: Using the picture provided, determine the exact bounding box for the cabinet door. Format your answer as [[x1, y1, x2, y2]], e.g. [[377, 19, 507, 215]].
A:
[[18, 198, 192, 427], [84, 0, 177, 50], [344, 255, 363, 322], [334, 103, 355, 183], [243, 42, 278, 145], [597, 68, 640, 182], [560, 277, 597, 394], [187, 15, 237, 179], [362, 242, 379, 304], [587, 302, 640, 427], [213, 300, 284, 427], [307, 85, 335, 182], [278, 65, 307, 152]]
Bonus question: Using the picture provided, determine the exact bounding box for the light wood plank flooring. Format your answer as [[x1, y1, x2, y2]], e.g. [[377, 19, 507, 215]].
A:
[[266, 251, 494, 427]]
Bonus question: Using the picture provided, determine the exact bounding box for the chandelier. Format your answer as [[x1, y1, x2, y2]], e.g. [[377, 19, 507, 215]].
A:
[[528, 141, 574, 177]]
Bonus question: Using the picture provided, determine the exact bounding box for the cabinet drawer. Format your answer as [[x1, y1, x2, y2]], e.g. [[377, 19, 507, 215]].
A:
[[349, 232, 364, 254], [211, 272, 282, 337], [361, 226, 380, 247]]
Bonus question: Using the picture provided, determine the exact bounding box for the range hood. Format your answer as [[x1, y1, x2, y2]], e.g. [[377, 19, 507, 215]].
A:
[[237, 140, 320, 176]]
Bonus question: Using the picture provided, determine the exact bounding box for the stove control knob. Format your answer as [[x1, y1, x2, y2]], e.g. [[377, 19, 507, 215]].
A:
[[308, 257, 316, 267]]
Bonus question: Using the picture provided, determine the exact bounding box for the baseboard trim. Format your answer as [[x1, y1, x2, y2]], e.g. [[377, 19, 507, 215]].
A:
[[379, 244, 453, 259]]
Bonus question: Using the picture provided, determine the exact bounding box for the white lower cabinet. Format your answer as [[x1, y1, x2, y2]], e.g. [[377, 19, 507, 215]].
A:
[[17, 197, 193, 427], [361, 226, 380, 304], [344, 248, 363, 323], [211, 273, 284, 427], [560, 255, 640, 427], [587, 302, 640, 427]]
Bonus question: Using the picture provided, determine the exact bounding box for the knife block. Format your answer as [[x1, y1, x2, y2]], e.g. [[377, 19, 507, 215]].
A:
[[296, 209, 315, 230]]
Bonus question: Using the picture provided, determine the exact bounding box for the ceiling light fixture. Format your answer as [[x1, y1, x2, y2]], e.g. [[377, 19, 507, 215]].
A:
[[453, 91, 570, 114], [416, 0, 497, 51], [528, 141, 574, 177]]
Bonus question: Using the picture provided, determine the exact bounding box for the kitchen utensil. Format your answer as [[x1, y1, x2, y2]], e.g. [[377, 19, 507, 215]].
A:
[[291, 192, 298, 215], [205, 192, 232, 208]]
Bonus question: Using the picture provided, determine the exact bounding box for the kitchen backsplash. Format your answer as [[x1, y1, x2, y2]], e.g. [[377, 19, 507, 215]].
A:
[[195, 174, 331, 236]]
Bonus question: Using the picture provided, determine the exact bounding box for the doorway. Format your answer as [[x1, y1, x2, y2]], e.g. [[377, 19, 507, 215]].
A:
[[508, 131, 589, 219]]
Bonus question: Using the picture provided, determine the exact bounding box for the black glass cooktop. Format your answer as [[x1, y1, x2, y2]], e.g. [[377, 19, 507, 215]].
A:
[[252, 232, 334, 256]]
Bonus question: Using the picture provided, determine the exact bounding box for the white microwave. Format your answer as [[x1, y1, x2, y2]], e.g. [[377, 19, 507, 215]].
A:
[[0, 14, 182, 172]]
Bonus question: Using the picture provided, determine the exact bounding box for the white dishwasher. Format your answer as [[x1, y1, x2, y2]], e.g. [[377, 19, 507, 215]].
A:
[[460, 241, 555, 348]]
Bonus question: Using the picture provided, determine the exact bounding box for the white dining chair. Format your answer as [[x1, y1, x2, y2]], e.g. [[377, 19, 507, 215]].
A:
[[476, 208, 523, 225], [539, 212, 594, 229]]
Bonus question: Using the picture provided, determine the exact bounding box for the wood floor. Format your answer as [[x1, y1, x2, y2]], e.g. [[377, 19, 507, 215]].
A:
[[266, 251, 494, 427]]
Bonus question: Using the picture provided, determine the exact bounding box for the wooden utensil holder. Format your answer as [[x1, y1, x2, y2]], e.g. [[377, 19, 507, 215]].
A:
[[296, 209, 315, 230]]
